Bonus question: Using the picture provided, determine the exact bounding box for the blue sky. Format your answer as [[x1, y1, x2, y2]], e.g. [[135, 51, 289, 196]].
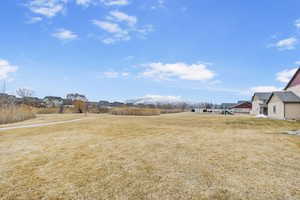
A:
[[1, 0, 300, 103]]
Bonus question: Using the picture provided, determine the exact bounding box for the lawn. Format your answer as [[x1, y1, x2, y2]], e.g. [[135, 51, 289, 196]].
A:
[[0, 113, 300, 200]]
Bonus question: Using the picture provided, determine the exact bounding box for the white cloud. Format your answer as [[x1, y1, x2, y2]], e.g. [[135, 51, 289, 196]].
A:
[[0, 59, 18, 80], [101, 38, 115, 44], [121, 72, 129, 76], [240, 86, 282, 95], [141, 62, 215, 81], [75, 0, 130, 6], [75, 0, 92, 6], [276, 68, 298, 83], [158, 0, 165, 7], [92, 20, 130, 44], [93, 9, 153, 44], [92, 20, 123, 33], [124, 56, 134, 60], [250, 86, 282, 93], [27, 16, 43, 23], [26, 0, 68, 18], [52, 29, 78, 40], [101, 0, 129, 6], [108, 10, 137, 27], [103, 72, 119, 78], [295, 61, 300, 65], [136, 24, 154, 36], [151, 0, 165, 10], [103, 71, 129, 78], [274, 37, 298, 50], [295, 19, 300, 28], [242, 68, 299, 95]]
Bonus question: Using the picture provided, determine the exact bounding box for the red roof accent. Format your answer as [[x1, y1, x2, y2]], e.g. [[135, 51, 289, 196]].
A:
[[284, 67, 300, 90], [231, 102, 252, 109]]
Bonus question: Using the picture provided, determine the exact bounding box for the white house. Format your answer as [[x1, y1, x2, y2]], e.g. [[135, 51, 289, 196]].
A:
[[251, 93, 272, 115], [267, 91, 300, 120], [266, 68, 300, 120]]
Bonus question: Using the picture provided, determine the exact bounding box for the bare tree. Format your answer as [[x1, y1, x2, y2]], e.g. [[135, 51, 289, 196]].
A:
[[66, 93, 87, 102], [16, 88, 34, 98], [66, 93, 88, 114]]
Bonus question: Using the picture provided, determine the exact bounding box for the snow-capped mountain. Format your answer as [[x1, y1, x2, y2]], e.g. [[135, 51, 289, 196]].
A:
[[125, 95, 199, 106]]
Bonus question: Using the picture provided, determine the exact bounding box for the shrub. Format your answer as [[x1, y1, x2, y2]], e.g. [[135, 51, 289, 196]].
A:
[[109, 107, 160, 116], [73, 100, 87, 113], [0, 105, 36, 125], [32, 106, 81, 114], [33, 107, 60, 114], [97, 106, 111, 114]]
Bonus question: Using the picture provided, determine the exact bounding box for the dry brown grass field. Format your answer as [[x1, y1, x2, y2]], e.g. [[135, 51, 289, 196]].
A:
[[0, 113, 300, 200], [0, 105, 35, 125]]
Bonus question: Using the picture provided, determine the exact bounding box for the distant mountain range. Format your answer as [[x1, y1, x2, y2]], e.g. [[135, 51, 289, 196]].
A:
[[126, 95, 186, 105], [125, 95, 207, 107]]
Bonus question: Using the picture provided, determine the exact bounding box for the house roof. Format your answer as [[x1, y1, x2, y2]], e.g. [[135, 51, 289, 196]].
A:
[[230, 102, 252, 109], [267, 91, 300, 104], [284, 67, 300, 90], [251, 92, 272, 101]]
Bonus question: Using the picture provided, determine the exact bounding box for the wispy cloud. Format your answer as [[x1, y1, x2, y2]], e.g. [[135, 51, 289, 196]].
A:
[[0, 59, 18, 80], [27, 16, 43, 23], [25, 0, 151, 44], [141, 62, 215, 81], [276, 68, 298, 83], [92, 20, 130, 44], [93, 11, 153, 44], [239, 86, 282, 96], [25, 0, 68, 18], [135, 25, 154, 37], [93, 20, 123, 33], [103, 71, 129, 78], [243, 68, 298, 95], [107, 10, 137, 27], [250, 86, 282, 93], [75, 0, 93, 6], [124, 56, 135, 60], [295, 19, 300, 28], [52, 29, 78, 40], [73, 0, 130, 7], [151, 0, 165, 10], [101, 0, 129, 6], [273, 37, 298, 50]]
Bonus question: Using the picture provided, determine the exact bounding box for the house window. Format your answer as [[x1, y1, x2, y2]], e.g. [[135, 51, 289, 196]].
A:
[[273, 106, 276, 114]]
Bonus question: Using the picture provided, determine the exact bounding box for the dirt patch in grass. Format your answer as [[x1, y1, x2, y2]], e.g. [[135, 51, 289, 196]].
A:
[[0, 113, 300, 200]]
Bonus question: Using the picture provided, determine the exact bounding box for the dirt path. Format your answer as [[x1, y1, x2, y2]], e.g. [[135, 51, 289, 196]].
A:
[[0, 117, 94, 131]]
